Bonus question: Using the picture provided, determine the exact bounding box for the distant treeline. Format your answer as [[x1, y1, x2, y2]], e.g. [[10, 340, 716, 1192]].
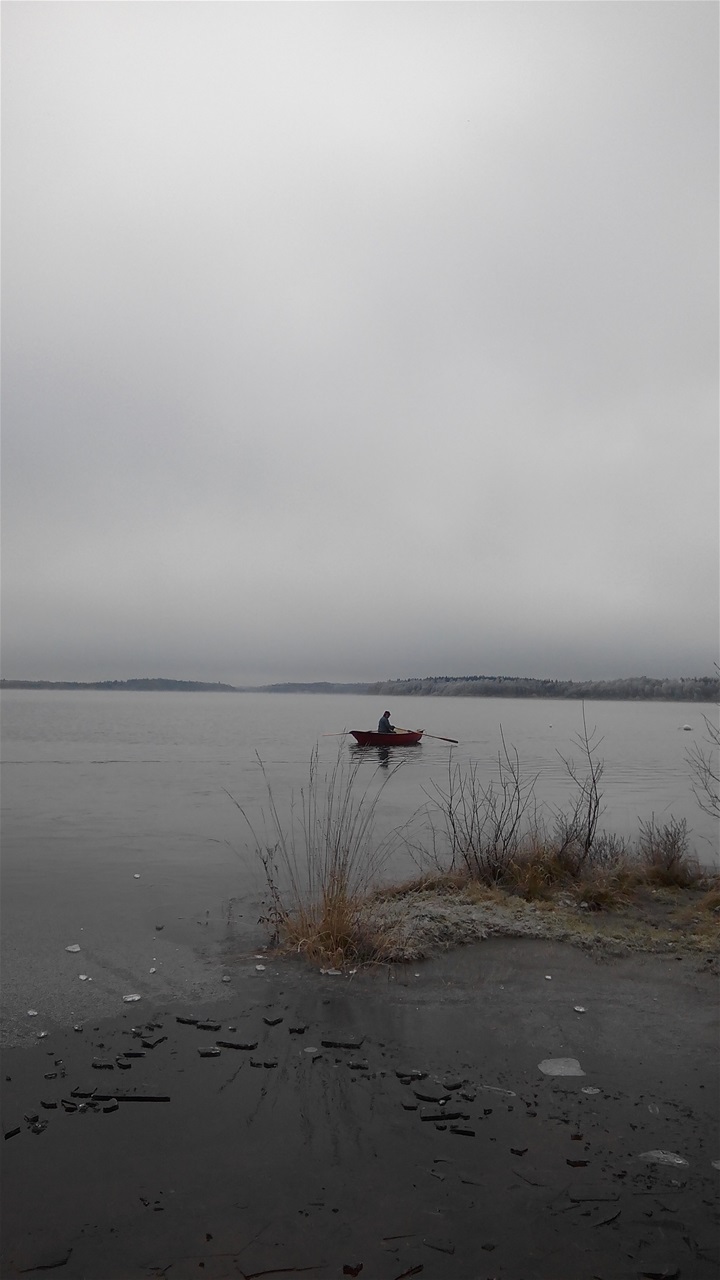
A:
[[366, 675, 719, 701], [0, 678, 238, 693], [2, 675, 718, 701], [255, 681, 371, 694]]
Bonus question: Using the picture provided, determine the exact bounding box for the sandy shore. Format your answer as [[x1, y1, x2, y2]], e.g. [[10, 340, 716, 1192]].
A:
[[2, 938, 718, 1279]]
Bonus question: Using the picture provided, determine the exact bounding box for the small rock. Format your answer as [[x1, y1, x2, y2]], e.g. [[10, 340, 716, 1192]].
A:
[[123, 994, 142, 1003], [65, 944, 81, 953], [539, 1058, 585, 1077], [639, 1151, 689, 1168]]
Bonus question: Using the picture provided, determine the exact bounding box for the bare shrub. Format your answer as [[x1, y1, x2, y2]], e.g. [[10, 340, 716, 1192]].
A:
[[553, 706, 604, 865], [687, 705, 720, 820], [425, 731, 538, 883], [637, 816, 702, 887]]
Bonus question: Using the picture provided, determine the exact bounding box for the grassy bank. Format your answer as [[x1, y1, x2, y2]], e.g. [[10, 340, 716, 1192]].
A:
[[240, 735, 719, 969]]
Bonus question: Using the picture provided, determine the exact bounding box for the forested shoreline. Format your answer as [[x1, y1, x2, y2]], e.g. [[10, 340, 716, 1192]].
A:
[[366, 675, 719, 701], [1, 674, 718, 700]]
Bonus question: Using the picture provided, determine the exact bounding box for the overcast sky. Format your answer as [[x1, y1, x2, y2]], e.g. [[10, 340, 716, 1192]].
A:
[[2, 2, 718, 685]]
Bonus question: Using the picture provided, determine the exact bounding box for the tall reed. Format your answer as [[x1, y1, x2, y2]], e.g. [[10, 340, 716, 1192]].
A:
[[232, 745, 403, 965]]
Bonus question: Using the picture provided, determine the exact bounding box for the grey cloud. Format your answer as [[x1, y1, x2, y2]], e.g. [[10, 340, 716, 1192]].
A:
[[2, 2, 717, 685]]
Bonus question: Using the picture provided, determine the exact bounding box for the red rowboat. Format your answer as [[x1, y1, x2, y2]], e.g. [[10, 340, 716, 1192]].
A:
[[350, 729, 423, 747]]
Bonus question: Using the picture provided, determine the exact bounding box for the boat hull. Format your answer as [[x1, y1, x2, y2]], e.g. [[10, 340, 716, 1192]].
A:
[[350, 730, 423, 747]]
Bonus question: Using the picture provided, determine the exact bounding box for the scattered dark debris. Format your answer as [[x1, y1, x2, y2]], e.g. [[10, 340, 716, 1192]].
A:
[[197, 1023, 221, 1032], [176, 1016, 198, 1025], [216, 1040, 258, 1051], [17, 1246, 73, 1271], [264, 1016, 283, 1026], [420, 1110, 467, 1123], [142, 1037, 167, 1050], [289, 1025, 308, 1035], [423, 1237, 455, 1254], [567, 1159, 590, 1168], [321, 1038, 364, 1050], [198, 1048, 221, 1058], [450, 1126, 475, 1137], [511, 1147, 528, 1156], [103, 1100, 119, 1113], [40, 1101, 58, 1110], [4, 1127, 21, 1140], [343, 1265, 363, 1276]]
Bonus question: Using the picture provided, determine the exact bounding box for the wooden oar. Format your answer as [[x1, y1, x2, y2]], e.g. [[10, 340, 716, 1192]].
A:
[[395, 728, 459, 744], [321, 731, 352, 736]]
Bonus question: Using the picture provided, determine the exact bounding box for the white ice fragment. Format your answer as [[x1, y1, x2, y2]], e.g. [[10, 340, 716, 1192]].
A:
[[545, 975, 552, 980], [639, 1149, 689, 1167], [221, 975, 231, 983], [123, 993, 142, 1002], [574, 1006, 586, 1013], [255, 964, 266, 972], [65, 944, 81, 953], [149, 967, 156, 974], [133, 874, 140, 878], [79, 974, 89, 981], [478, 1084, 516, 1097], [581, 1087, 600, 1094], [36, 1031, 48, 1039], [648, 1103, 660, 1116], [712, 1160, 720, 1170], [303, 1046, 318, 1053], [538, 1058, 585, 1077], [27, 1010, 38, 1016], [323, 969, 342, 976]]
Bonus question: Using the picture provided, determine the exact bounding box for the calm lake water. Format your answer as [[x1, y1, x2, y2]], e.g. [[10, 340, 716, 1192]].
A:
[[2, 690, 717, 1043]]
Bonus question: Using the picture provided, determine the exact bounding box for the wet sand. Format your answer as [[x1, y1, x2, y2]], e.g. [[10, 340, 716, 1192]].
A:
[[1, 938, 718, 1279]]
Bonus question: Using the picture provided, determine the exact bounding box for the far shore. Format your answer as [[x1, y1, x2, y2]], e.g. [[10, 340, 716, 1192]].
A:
[[2, 674, 718, 701]]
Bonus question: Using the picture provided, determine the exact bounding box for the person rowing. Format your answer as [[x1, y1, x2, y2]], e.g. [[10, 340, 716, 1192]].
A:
[[377, 710, 396, 734]]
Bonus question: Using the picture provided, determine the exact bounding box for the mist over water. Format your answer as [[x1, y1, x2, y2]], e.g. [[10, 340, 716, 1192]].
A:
[[1, 690, 716, 1042]]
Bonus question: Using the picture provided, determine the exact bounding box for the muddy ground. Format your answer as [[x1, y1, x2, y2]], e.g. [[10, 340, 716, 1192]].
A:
[[1, 938, 718, 1280]]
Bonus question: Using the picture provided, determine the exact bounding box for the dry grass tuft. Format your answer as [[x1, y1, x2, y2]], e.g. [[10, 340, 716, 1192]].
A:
[[234, 745, 407, 968]]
